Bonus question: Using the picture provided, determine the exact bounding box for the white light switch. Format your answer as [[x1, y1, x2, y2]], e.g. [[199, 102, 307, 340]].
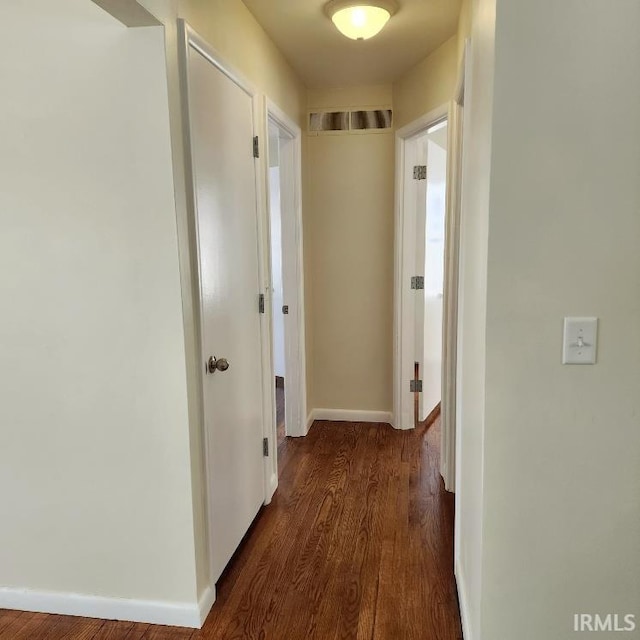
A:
[[563, 317, 598, 365]]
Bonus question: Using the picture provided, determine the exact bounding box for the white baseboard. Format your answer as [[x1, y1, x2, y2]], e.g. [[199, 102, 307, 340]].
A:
[[197, 585, 216, 627], [0, 585, 212, 629], [310, 408, 393, 424], [306, 411, 315, 431], [264, 472, 278, 505], [455, 559, 473, 640]]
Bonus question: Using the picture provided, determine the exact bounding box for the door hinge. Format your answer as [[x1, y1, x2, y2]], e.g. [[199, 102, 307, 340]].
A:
[[282, 305, 289, 315], [411, 276, 425, 290], [410, 379, 423, 393], [263, 437, 269, 457], [413, 165, 427, 180], [253, 136, 260, 159], [259, 293, 265, 314]]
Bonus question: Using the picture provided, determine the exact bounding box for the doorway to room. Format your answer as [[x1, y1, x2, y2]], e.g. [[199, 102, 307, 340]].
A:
[[415, 121, 448, 428], [265, 102, 307, 461], [394, 107, 450, 431], [394, 99, 464, 493], [268, 120, 287, 449]]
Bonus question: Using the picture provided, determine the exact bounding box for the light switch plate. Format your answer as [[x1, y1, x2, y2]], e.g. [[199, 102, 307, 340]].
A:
[[563, 317, 598, 365]]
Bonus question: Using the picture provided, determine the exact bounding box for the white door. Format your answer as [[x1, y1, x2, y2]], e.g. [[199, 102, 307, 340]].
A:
[[277, 134, 303, 435], [411, 136, 428, 421], [186, 42, 265, 583], [410, 128, 447, 423], [421, 136, 447, 420]]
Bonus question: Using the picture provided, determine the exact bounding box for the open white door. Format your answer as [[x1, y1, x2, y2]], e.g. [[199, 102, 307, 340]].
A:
[[421, 130, 447, 421], [277, 129, 305, 437], [394, 105, 449, 433], [412, 136, 428, 422], [182, 25, 266, 584], [408, 130, 446, 424]]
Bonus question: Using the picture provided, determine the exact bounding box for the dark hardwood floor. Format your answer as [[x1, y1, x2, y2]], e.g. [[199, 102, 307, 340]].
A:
[[0, 418, 462, 640]]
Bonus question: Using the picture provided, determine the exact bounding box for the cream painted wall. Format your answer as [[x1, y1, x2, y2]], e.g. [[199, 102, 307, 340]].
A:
[[139, 0, 306, 124], [135, 0, 308, 596], [302, 138, 317, 413], [393, 36, 458, 130], [479, 1, 640, 638], [177, 0, 305, 124], [456, 0, 472, 64], [0, 0, 197, 608], [305, 86, 394, 414], [307, 85, 393, 112]]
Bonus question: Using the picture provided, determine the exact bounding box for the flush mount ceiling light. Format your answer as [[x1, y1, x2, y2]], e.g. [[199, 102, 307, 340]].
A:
[[325, 0, 399, 41]]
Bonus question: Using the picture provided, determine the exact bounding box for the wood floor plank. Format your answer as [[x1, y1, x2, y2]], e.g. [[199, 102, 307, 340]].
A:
[[284, 423, 374, 640], [141, 626, 193, 640], [198, 427, 343, 639], [327, 425, 387, 640], [0, 611, 37, 639], [41, 615, 104, 639], [0, 612, 52, 640], [0, 609, 24, 635], [235, 422, 362, 640], [89, 620, 135, 640], [124, 624, 152, 640]]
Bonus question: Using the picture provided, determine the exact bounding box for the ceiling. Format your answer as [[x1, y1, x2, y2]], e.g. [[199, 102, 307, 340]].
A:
[[242, 0, 462, 88]]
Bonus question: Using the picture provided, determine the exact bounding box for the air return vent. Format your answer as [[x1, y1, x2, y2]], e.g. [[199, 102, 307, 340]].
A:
[[309, 111, 349, 132], [351, 109, 393, 130], [308, 109, 393, 133]]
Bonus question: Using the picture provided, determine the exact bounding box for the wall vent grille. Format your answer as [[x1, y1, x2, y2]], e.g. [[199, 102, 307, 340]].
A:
[[308, 109, 393, 134], [351, 109, 393, 130], [309, 111, 349, 132]]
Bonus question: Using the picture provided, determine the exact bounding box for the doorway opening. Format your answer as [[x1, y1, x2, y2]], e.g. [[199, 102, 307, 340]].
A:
[[265, 101, 307, 467], [415, 120, 448, 427], [394, 105, 449, 431], [268, 120, 287, 450], [394, 95, 464, 493]]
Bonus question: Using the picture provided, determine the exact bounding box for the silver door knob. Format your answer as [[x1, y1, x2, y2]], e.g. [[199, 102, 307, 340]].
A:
[[208, 356, 230, 374]]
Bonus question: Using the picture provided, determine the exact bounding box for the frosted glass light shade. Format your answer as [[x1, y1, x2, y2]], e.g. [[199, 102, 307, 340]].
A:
[[326, 1, 398, 41]]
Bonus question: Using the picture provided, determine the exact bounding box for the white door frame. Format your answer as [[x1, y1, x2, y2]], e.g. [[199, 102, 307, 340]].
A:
[[393, 103, 449, 433], [442, 40, 470, 493], [262, 98, 308, 469], [177, 20, 273, 589]]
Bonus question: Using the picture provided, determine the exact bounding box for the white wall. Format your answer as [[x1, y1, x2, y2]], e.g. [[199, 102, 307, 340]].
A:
[[421, 131, 447, 420], [479, 1, 640, 638], [0, 0, 198, 614]]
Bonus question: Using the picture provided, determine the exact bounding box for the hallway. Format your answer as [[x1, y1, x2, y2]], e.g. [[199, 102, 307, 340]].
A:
[[0, 420, 461, 640]]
